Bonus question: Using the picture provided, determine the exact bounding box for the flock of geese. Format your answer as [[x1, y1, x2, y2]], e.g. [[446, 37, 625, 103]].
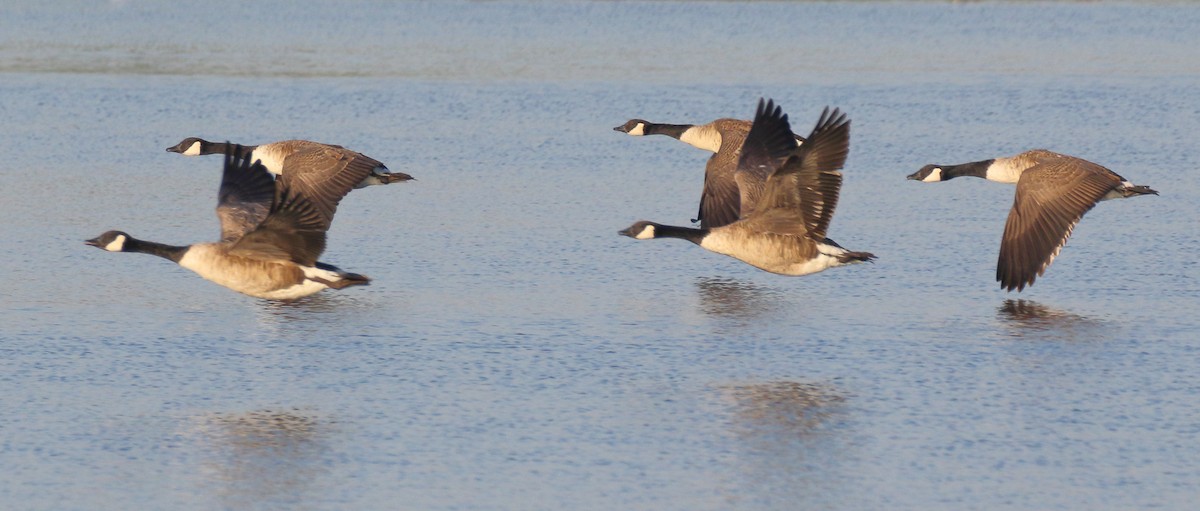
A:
[[86, 98, 1157, 300], [615, 99, 1157, 292], [86, 139, 412, 300]]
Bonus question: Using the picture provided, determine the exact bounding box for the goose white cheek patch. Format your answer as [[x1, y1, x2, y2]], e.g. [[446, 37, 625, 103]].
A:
[[104, 235, 127, 252]]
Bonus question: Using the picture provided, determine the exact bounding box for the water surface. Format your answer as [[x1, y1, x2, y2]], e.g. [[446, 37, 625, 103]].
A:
[[1, 1, 1198, 510]]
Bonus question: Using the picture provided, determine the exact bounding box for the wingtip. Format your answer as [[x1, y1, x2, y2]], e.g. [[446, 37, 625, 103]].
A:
[[754, 97, 787, 125], [997, 275, 1031, 293]]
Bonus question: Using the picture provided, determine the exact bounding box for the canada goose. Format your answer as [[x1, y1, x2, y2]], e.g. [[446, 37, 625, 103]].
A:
[[614, 117, 805, 229], [167, 137, 413, 193], [907, 149, 1158, 291], [619, 99, 875, 276], [87, 145, 371, 300]]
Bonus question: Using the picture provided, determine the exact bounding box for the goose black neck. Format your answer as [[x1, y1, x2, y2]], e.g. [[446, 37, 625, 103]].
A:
[[645, 123, 692, 140], [125, 238, 188, 263], [202, 141, 256, 157], [655, 223, 709, 245], [942, 159, 994, 180]]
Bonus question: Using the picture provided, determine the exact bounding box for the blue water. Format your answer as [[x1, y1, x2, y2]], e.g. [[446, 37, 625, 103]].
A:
[[1, 1, 1198, 510]]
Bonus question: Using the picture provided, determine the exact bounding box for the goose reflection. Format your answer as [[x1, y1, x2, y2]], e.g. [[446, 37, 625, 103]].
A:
[[719, 381, 850, 503], [186, 408, 331, 506], [722, 380, 845, 439], [997, 299, 1101, 339], [695, 277, 784, 320], [254, 292, 381, 334], [258, 293, 347, 318]]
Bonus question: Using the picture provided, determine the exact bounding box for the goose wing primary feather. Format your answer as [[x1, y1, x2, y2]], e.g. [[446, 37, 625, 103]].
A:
[[997, 157, 1121, 291], [733, 100, 796, 222], [748, 105, 850, 239], [215, 142, 275, 242], [220, 148, 328, 267]]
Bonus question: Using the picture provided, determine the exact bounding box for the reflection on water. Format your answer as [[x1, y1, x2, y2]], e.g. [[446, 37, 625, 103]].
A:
[[257, 294, 356, 318], [185, 408, 332, 508], [252, 292, 386, 338], [695, 277, 785, 322], [718, 381, 849, 505], [721, 381, 845, 439], [4, 0, 1199, 507], [997, 299, 1104, 340]]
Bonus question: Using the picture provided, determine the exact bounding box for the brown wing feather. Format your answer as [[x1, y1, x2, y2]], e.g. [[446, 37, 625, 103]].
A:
[[754, 107, 851, 239], [277, 145, 378, 225], [216, 143, 276, 242], [734, 207, 812, 238], [697, 120, 750, 229], [996, 159, 1121, 291], [228, 177, 329, 266], [694, 116, 806, 228], [699, 152, 744, 229], [796, 163, 844, 241], [733, 100, 796, 221]]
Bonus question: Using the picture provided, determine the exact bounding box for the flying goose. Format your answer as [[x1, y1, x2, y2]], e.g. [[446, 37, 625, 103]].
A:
[[620, 99, 874, 276], [907, 149, 1157, 291], [614, 117, 806, 229], [87, 145, 371, 300], [167, 137, 413, 191]]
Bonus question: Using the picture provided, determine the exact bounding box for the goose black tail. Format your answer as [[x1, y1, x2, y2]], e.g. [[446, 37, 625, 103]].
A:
[[378, 171, 415, 184], [1123, 185, 1158, 197], [332, 273, 371, 288], [837, 251, 876, 264]]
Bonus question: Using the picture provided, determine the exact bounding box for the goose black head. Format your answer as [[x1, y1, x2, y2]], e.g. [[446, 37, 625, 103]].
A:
[[907, 164, 945, 182], [618, 221, 658, 240], [613, 119, 649, 135], [85, 230, 131, 252], [166, 137, 210, 155]]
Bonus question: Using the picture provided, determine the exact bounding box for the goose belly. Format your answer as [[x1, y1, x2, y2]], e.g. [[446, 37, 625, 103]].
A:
[[700, 232, 844, 276], [177, 246, 325, 299]]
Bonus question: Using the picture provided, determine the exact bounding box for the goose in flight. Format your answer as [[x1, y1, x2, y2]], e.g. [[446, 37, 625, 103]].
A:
[[908, 149, 1157, 291], [87, 145, 372, 300], [620, 99, 874, 276], [167, 137, 412, 191]]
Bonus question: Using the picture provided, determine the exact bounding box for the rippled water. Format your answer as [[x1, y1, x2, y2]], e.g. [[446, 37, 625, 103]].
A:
[[2, 1, 1199, 510]]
